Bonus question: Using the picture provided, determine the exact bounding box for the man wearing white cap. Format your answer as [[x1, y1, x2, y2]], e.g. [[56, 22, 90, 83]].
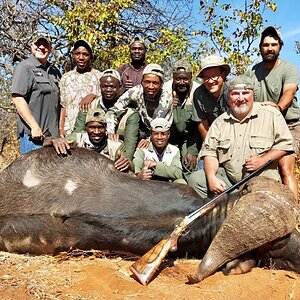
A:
[[12, 33, 61, 154], [106, 63, 173, 147], [188, 75, 295, 199], [245, 26, 300, 200], [133, 118, 185, 183], [72, 69, 140, 160], [59, 39, 102, 136]]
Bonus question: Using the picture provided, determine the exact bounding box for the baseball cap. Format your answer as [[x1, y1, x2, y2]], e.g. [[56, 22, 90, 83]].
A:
[[228, 75, 254, 91], [72, 39, 93, 57], [142, 63, 164, 81], [85, 108, 106, 125], [130, 36, 146, 47], [173, 59, 192, 73], [32, 33, 51, 46], [260, 26, 283, 46], [198, 55, 230, 78], [150, 118, 170, 132], [101, 69, 121, 83]]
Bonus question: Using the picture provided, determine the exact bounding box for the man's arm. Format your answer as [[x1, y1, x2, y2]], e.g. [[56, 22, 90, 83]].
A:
[[12, 94, 42, 138], [72, 111, 87, 133], [198, 120, 209, 141], [277, 83, 298, 111]]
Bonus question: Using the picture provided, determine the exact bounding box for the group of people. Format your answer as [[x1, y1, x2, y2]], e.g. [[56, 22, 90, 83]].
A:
[[11, 26, 300, 202]]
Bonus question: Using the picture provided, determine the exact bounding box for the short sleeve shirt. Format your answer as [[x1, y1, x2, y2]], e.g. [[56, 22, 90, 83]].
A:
[[11, 54, 61, 137], [200, 103, 294, 183]]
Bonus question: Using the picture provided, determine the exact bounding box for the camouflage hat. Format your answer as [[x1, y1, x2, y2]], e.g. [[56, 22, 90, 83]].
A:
[[32, 32, 51, 46], [173, 59, 192, 73], [142, 63, 164, 81], [85, 108, 106, 125], [72, 39, 93, 57], [129, 36, 146, 47], [101, 69, 121, 83], [150, 118, 170, 132], [228, 75, 254, 91], [198, 55, 230, 78], [260, 26, 283, 46]]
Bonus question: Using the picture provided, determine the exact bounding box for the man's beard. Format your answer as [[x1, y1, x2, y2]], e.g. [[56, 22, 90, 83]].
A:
[[262, 52, 279, 63]]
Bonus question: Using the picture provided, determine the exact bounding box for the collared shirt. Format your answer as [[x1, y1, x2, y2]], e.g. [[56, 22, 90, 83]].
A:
[[245, 59, 300, 123], [117, 62, 147, 93], [192, 81, 229, 125], [200, 102, 294, 183], [11, 54, 61, 137], [59, 68, 102, 133], [133, 142, 183, 181], [106, 84, 173, 136]]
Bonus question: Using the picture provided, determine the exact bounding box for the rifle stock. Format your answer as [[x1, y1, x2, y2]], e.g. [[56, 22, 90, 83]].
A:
[[130, 160, 273, 285]]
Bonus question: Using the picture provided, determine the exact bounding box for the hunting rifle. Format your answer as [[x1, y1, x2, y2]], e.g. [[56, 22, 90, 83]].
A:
[[130, 159, 273, 285]]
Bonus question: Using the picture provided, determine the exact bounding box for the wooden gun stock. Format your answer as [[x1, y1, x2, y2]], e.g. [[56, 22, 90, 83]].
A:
[[130, 160, 273, 285]]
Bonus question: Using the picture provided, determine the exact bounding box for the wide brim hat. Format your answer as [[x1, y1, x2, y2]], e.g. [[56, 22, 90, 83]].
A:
[[198, 55, 230, 78]]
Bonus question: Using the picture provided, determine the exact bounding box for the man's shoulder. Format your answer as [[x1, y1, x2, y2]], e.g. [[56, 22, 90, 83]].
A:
[[117, 63, 130, 73]]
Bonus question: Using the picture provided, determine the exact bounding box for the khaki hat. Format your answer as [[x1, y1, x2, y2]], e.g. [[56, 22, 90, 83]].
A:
[[198, 55, 230, 78], [72, 39, 93, 57], [130, 36, 146, 47], [142, 63, 164, 81], [173, 59, 192, 73], [228, 75, 254, 91], [150, 118, 170, 132], [101, 69, 121, 83], [260, 26, 283, 46], [85, 108, 106, 125]]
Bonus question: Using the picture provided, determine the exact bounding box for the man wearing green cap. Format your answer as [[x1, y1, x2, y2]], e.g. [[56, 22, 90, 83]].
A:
[[188, 75, 295, 199], [44, 108, 130, 172]]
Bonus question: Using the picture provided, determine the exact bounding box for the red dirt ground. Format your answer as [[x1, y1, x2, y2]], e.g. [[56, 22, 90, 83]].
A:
[[0, 251, 299, 300]]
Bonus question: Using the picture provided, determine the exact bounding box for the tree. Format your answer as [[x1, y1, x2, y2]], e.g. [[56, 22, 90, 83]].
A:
[[193, 0, 277, 74]]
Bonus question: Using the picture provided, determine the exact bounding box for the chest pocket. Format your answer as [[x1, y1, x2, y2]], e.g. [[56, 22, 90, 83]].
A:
[[216, 139, 232, 164], [249, 135, 273, 154], [34, 76, 52, 94]]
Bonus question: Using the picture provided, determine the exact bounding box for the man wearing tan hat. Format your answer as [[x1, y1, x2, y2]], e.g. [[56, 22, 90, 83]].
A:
[[192, 55, 231, 143], [133, 118, 185, 183], [44, 108, 131, 172], [117, 37, 147, 94], [107, 63, 172, 148], [12, 33, 61, 154], [245, 26, 300, 200], [188, 75, 295, 199], [59, 39, 102, 136], [72, 69, 140, 160]]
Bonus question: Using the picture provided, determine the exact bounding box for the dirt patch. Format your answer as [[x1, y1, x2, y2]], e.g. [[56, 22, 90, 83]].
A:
[[0, 251, 299, 300]]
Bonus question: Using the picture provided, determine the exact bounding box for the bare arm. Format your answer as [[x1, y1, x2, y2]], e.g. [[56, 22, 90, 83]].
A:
[[12, 94, 42, 138], [59, 106, 67, 137], [198, 120, 209, 141]]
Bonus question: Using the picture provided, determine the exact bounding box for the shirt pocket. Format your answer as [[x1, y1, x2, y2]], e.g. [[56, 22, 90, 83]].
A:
[[34, 76, 52, 94], [216, 139, 232, 164], [249, 135, 273, 155]]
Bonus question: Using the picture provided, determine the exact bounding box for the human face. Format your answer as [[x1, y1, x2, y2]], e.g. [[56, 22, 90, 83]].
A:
[[229, 87, 254, 120], [173, 71, 192, 93], [130, 42, 146, 63], [260, 36, 281, 63], [202, 67, 226, 97], [100, 76, 120, 103], [151, 131, 170, 152], [85, 121, 106, 145], [142, 74, 162, 99], [72, 46, 92, 73], [31, 39, 51, 65]]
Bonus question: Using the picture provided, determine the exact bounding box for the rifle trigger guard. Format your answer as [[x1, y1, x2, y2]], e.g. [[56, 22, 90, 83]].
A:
[[181, 227, 190, 236]]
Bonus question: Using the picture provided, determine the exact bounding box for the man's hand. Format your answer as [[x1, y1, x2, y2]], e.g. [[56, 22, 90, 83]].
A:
[[172, 91, 180, 107], [31, 125, 43, 140], [183, 153, 197, 171], [59, 128, 67, 138], [79, 94, 96, 112], [244, 155, 265, 172], [124, 73, 133, 91], [51, 138, 73, 155], [136, 160, 156, 180], [108, 133, 120, 142], [115, 155, 130, 172], [207, 175, 226, 195], [137, 139, 149, 149]]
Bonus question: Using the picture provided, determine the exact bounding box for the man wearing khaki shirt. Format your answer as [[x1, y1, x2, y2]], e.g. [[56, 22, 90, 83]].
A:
[[188, 75, 295, 200]]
